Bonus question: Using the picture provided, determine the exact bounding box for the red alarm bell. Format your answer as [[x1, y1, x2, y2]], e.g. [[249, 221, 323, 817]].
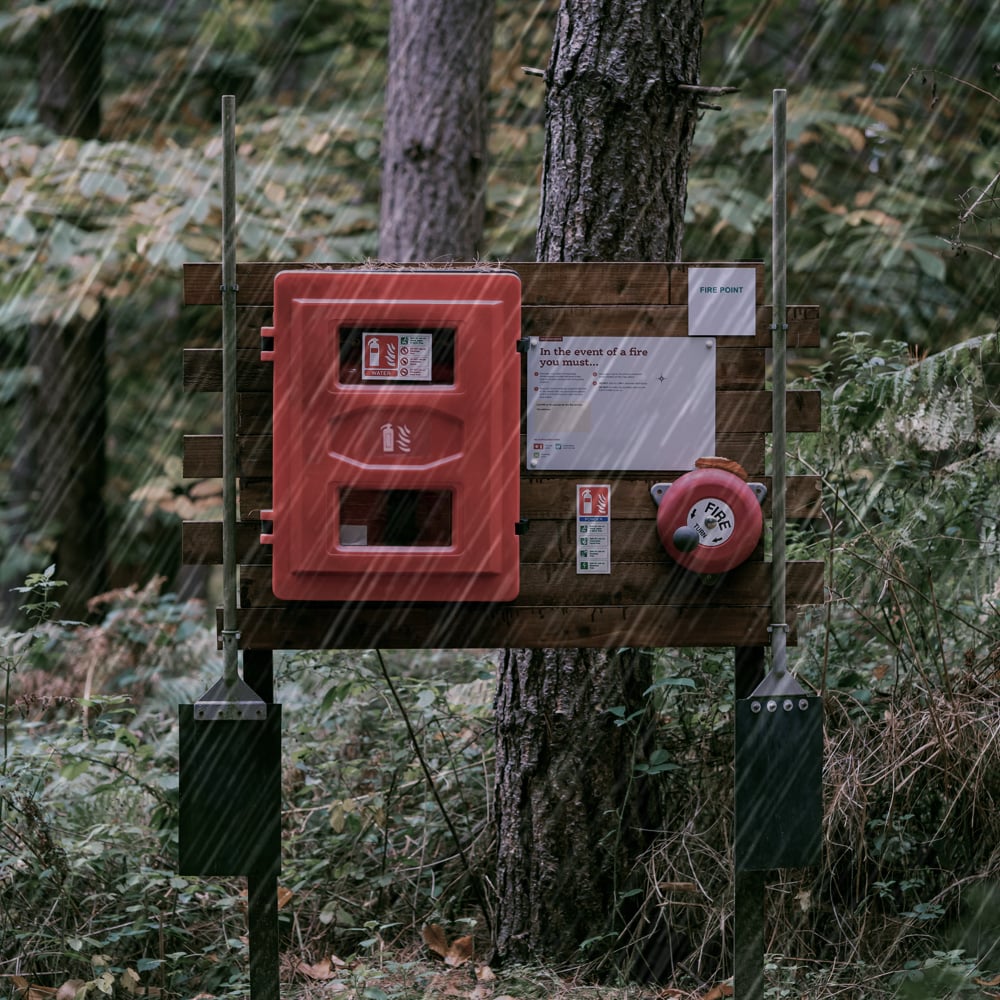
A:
[[653, 458, 766, 575]]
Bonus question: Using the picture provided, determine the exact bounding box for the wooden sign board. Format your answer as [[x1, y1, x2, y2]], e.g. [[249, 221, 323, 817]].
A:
[[181, 261, 823, 650]]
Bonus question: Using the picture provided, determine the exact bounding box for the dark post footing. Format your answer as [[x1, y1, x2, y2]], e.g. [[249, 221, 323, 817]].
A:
[[248, 869, 280, 1000], [734, 870, 765, 997], [244, 650, 280, 999], [734, 647, 766, 998]]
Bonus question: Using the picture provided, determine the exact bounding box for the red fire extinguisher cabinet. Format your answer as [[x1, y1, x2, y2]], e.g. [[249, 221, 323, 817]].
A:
[[260, 269, 522, 603]]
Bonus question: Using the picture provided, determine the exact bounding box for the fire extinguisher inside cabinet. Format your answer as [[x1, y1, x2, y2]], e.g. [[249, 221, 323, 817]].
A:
[[653, 459, 766, 576]]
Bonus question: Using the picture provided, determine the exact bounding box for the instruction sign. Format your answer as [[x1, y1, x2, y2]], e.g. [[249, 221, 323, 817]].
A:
[[688, 266, 757, 338], [577, 485, 611, 574], [362, 332, 432, 381], [526, 337, 715, 471]]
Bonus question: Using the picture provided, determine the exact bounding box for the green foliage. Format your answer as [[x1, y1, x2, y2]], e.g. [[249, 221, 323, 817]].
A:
[[689, 0, 1000, 349], [277, 648, 497, 947], [1, 1, 999, 994], [0, 576, 246, 996], [0, 591, 502, 995], [790, 330, 999, 696]]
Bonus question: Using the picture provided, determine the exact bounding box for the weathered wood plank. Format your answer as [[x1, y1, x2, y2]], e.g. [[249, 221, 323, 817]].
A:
[[182, 391, 817, 478], [185, 349, 271, 393], [237, 560, 824, 610], [183, 344, 767, 394], [184, 518, 749, 567], [523, 305, 686, 337], [235, 475, 824, 521], [183, 428, 775, 480], [221, 306, 816, 353], [182, 262, 819, 346], [184, 520, 271, 566], [183, 498, 822, 566], [524, 305, 793, 346], [184, 261, 741, 307], [218, 602, 797, 650]]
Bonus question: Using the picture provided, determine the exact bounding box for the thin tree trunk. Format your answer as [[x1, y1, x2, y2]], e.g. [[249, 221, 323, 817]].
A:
[[30, 310, 108, 617], [38, 4, 104, 140], [31, 4, 107, 617], [495, 0, 704, 966], [379, 0, 494, 262]]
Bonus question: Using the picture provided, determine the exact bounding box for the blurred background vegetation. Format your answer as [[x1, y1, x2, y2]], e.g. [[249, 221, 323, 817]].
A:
[[0, 0, 998, 595], [0, 0, 998, 997]]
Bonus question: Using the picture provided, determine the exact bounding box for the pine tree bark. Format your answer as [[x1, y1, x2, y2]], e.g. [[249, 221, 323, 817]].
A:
[[535, 0, 703, 262], [379, 0, 494, 262], [495, 0, 704, 966]]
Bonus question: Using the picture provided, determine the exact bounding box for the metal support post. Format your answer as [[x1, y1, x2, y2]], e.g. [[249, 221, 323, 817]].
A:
[[771, 87, 789, 678], [733, 87, 789, 1000]]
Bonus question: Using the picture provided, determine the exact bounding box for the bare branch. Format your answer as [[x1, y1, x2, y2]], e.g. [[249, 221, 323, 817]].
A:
[[938, 236, 1000, 262], [957, 167, 1000, 224], [675, 83, 740, 96]]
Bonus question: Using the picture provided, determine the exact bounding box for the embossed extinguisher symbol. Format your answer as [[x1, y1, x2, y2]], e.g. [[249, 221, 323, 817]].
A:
[[368, 337, 380, 368], [381, 422, 394, 452], [582, 489, 593, 515]]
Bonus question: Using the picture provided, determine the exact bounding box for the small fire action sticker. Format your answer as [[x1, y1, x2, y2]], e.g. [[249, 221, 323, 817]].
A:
[[577, 484, 611, 575], [362, 332, 433, 381]]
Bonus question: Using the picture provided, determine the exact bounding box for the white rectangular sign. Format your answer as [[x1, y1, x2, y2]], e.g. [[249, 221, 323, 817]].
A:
[[526, 337, 715, 471], [688, 266, 757, 338], [576, 484, 611, 574], [362, 332, 433, 381]]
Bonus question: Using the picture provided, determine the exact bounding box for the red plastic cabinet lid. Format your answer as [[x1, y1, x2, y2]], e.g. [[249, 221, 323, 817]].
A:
[[261, 269, 522, 603]]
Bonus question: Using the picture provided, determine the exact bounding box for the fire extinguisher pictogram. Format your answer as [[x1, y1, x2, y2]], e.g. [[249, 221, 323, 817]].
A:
[[651, 458, 767, 575]]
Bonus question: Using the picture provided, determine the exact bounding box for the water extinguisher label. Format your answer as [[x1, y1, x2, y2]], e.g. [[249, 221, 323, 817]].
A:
[[687, 497, 736, 546], [361, 332, 433, 381], [576, 484, 611, 574]]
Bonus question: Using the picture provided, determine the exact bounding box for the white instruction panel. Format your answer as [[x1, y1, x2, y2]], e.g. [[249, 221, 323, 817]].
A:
[[688, 266, 757, 338], [576, 485, 611, 574], [526, 337, 715, 471]]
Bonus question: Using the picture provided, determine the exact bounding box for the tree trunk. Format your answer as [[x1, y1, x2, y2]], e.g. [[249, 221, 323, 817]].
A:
[[38, 4, 104, 140], [31, 4, 107, 617], [495, 647, 662, 960], [379, 0, 494, 262], [495, 0, 704, 967], [535, 0, 703, 262], [29, 310, 109, 617]]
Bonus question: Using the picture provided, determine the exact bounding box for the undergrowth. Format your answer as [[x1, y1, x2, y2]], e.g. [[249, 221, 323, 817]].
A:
[[0, 333, 998, 999]]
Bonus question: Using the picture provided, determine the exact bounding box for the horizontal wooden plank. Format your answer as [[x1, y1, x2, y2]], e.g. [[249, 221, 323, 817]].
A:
[[187, 432, 766, 479], [237, 560, 823, 610], [182, 391, 817, 478], [220, 306, 818, 352], [184, 517, 756, 567], [524, 305, 688, 337], [184, 520, 271, 566], [185, 349, 272, 392], [183, 428, 774, 481], [183, 496, 823, 568], [219, 306, 816, 353], [509, 304, 776, 345], [184, 261, 752, 308], [183, 344, 767, 394], [182, 262, 818, 346], [236, 475, 824, 522], [217, 602, 798, 649]]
